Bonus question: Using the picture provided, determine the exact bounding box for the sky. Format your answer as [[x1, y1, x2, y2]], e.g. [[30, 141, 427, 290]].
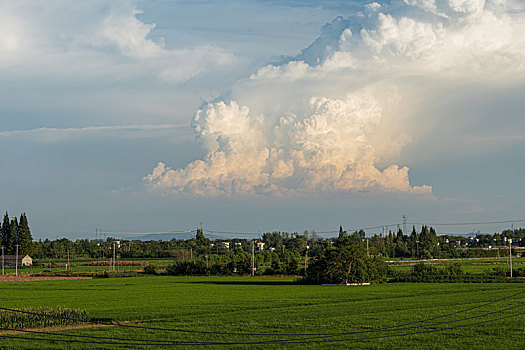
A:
[[1, 0, 525, 240]]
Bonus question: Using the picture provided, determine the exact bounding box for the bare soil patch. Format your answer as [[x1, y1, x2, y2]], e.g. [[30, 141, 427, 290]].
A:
[[0, 320, 140, 335], [0, 276, 92, 283], [0, 323, 113, 335]]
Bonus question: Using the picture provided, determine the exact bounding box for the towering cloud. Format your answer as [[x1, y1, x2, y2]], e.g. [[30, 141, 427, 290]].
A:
[[146, 0, 525, 196]]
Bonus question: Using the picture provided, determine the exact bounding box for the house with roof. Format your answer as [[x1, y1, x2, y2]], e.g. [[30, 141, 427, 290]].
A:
[[3, 255, 33, 267]]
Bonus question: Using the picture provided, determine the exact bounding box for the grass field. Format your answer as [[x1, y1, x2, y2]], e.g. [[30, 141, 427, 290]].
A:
[[0, 258, 173, 275], [4, 256, 522, 276], [0, 276, 524, 349], [388, 264, 523, 274]]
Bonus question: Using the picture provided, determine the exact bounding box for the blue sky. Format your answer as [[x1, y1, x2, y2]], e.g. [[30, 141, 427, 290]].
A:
[[1, 0, 525, 240]]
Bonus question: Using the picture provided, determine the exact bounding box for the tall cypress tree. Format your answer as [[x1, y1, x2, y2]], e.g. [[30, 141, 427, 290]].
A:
[[19, 213, 34, 255], [11, 217, 19, 254], [409, 226, 418, 258], [338, 225, 346, 240], [1, 212, 13, 254]]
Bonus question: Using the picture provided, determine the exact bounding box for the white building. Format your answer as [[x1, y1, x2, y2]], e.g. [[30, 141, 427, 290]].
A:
[[4, 255, 33, 267]]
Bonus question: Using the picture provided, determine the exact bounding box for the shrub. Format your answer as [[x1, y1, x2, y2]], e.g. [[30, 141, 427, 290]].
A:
[[391, 263, 525, 283], [167, 261, 207, 276], [143, 264, 157, 275]]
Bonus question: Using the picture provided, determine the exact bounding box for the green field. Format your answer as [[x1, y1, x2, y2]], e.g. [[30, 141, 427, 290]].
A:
[[0, 258, 174, 275], [2, 256, 523, 276], [388, 264, 522, 274], [0, 276, 524, 349]]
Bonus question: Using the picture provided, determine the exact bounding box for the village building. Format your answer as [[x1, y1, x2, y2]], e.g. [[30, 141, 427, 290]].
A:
[[216, 242, 230, 249], [3, 255, 33, 267]]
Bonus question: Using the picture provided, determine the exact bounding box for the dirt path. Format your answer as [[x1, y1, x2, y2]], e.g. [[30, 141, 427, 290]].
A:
[[0, 323, 115, 335], [0, 319, 145, 336], [0, 276, 92, 283]]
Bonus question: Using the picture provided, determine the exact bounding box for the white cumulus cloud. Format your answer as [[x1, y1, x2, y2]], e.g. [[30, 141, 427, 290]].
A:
[[146, 0, 525, 196]]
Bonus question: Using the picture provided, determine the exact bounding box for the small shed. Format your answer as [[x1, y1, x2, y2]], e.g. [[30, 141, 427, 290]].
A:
[[3, 255, 33, 267]]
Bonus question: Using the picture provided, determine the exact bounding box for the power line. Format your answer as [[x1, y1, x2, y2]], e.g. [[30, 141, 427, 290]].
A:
[[1, 288, 523, 337], [40, 217, 525, 240], [408, 219, 525, 227], [276, 302, 525, 343], [0, 327, 183, 345], [203, 229, 264, 236], [254, 311, 525, 346], [105, 230, 196, 236], [0, 310, 523, 346], [284, 311, 525, 345], [203, 218, 525, 237], [1, 302, 523, 346]]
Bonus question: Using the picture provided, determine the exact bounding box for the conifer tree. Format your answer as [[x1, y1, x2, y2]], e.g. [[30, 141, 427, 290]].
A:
[[195, 228, 209, 247], [409, 226, 418, 258], [19, 213, 34, 255], [11, 217, 19, 250], [338, 225, 346, 240], [1, 212, 13, 254]]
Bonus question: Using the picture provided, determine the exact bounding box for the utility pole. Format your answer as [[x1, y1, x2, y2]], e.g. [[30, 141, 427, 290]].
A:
[[1, 246, 4, 275], [304, 245, 308, 276], [304, 231, 309, 276], [403, 215, 407, 236], [15, 244, 19, 276], [67, 250, 70, 272], [112, 242, 116, 272], [251, 240, 255, 277], [509, 238, 513, 278], [366, 238, 369, 258]]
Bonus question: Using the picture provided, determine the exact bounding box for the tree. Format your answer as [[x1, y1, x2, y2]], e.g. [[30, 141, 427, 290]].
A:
[[409, 226, 418, 258], [195, 228, 208, 247], [1, 212, 13, 254], [10, 216, 19, 251], [18, 213, 34, 255], [305, 235, 388, 284], [419, 225, 439, 259], [338, 225, 346, 240]]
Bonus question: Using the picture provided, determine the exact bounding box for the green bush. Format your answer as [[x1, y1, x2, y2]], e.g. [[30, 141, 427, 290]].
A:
[[167, 261, 208, 276], [143, 264, 157, 275], [391, 262, 525, 283]]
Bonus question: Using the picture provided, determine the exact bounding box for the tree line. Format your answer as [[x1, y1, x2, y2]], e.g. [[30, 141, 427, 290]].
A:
[[28, 224, 524, 284], [32, 225, 524, 261], [1, 212, 34, 255], [350, 226, 524, 260]]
